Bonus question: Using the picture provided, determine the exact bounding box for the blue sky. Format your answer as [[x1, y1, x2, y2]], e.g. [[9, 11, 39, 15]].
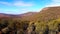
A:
[[0, 0, 60, 14]]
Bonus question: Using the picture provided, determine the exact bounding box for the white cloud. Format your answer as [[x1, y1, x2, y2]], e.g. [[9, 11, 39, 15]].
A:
[[13, 1, 33, 6], [19, 8, 30, 13], [52, 0, 60, 2], [45, 3, 60, 7], [0, 1, 12, 6], [45, 0, 60, 7], [0, 1, 34, 7]]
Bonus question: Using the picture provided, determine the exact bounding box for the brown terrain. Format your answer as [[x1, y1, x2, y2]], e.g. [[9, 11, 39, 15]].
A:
[[0, 6, 60, 34]]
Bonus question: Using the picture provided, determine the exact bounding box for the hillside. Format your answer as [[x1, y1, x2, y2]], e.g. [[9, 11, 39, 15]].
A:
[[19, 6, 60, 22], [20, 12, 38, 21], [0, 6, 60, 34], [41, 7, 60, 19], [31, 7, 60, 22], [0, 13, 20, 18], [0, 12, 38, 21]]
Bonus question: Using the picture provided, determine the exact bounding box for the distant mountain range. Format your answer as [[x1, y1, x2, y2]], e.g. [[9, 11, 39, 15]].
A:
[[0, 12, 38, 19], [0, 6, 60, 22]]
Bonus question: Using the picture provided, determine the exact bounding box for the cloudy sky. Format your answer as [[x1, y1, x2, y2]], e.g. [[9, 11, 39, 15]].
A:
[[0, 0, 60, 14]]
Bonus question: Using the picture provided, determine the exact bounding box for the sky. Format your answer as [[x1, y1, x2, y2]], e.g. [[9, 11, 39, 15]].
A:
[[0, 0, 60, 14]]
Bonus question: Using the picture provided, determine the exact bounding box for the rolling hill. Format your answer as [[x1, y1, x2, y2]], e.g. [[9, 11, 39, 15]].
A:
[[19, 6, 60, 22], [0, 6, 60, 22], [0, 6, 60, 34]]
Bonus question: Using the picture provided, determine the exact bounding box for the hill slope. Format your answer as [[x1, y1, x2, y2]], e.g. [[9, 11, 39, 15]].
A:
[[20, 6, 60, 22], [0, 6, 60, 22], [0, 6, 60, 34], [32, 7, 60, 22]]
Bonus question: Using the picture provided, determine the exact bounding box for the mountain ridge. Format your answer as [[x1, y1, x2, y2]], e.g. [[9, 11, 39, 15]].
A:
[[0, 6, 60, 22], [0, 12, 38, 19]]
